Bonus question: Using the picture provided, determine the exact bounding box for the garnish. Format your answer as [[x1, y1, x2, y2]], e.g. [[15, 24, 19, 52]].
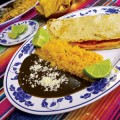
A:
[[83, 59, 112, 79], [32, 28, 50, 47], [8, 25, 28, 39]]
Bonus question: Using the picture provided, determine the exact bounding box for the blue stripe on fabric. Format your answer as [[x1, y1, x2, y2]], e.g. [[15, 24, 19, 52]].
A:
[[109, 0, 118, 6], [7, 109, 65, 120], [0, 76, 3, 89], [0, 93, 5, 101]]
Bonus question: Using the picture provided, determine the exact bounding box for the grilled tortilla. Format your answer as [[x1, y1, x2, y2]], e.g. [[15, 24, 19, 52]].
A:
[[47, 14, 120, 50]]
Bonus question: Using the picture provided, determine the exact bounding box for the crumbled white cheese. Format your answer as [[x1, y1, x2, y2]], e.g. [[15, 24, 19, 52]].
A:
[[26, 58, 68, 91], [39, 77, 60, 91], [30, 73, 35, 78], [34, 61, 38, 65], [30, 64, 42, 71], [39, 59, 43, 62], [31, 84, 35, 88]]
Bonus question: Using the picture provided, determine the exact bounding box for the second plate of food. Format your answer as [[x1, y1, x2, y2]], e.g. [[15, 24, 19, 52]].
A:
[[0, 0, 37, 27]]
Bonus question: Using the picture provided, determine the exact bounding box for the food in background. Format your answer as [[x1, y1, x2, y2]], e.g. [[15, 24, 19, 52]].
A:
[[35, 0, 74, 17], [0, 0, 36, 24]]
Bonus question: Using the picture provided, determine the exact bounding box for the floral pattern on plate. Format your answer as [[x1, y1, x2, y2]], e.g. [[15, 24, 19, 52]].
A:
[[10, 85, 34, 106]]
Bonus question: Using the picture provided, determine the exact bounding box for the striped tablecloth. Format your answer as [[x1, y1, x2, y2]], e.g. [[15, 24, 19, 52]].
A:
[[0, 0, 120, 120]]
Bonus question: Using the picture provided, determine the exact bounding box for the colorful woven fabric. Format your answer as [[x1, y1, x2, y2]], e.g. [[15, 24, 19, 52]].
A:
[[0, 0, 120, 120]]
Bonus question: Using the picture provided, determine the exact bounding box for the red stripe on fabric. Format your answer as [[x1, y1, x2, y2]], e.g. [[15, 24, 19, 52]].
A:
[[1, 107, 15, 120], [97, 87, 119, 119], [21, 8, 37, 21], [0, 45, 21, 74], [109, 106, 120, 120], [88, 96, 108, 120], [0, 98, 13, 116], [115, 0, 120, 5], [0, 89, 4, 95], [87, 87, 119, 120], [102, 91, 120, 120], [98, 87, 120, 119], [114, 111, 120, 120]]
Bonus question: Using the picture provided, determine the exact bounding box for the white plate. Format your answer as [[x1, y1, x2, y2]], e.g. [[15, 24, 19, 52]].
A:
[[0, 2, 36, 27], [4, 6, 120, 115], [0, 20, 39, 46]]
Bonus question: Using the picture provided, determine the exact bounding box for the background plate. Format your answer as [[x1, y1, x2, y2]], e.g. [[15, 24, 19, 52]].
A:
[[0, 2, 37, 27], [0, 20, 39, 46], [4, 6, 120, 115]]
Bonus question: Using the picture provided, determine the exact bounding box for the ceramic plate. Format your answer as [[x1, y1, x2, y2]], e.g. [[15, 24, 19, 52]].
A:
[[0, 2, 36, 27], [4, 6, 120, 115], [0, 20, 39, 46]]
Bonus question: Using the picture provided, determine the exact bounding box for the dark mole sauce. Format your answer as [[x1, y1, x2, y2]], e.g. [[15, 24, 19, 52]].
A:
[[18, 54, 91, 98]]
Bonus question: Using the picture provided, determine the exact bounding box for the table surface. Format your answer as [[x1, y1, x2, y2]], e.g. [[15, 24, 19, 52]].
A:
[[0, 0, 120, 120]]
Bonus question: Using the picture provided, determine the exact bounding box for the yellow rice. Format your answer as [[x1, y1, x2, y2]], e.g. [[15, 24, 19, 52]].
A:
[[35, 39, 103, 81]]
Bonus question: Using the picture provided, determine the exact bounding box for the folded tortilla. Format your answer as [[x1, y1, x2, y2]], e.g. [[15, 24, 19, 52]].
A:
[[47, 14, 120, 50]]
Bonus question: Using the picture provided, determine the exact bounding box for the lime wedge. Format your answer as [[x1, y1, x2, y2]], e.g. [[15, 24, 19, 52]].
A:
[[8, 32, 18, 39], [32, 28, 50, 47], [83, 59, 112, 79], [12, 25, 27, 34]]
